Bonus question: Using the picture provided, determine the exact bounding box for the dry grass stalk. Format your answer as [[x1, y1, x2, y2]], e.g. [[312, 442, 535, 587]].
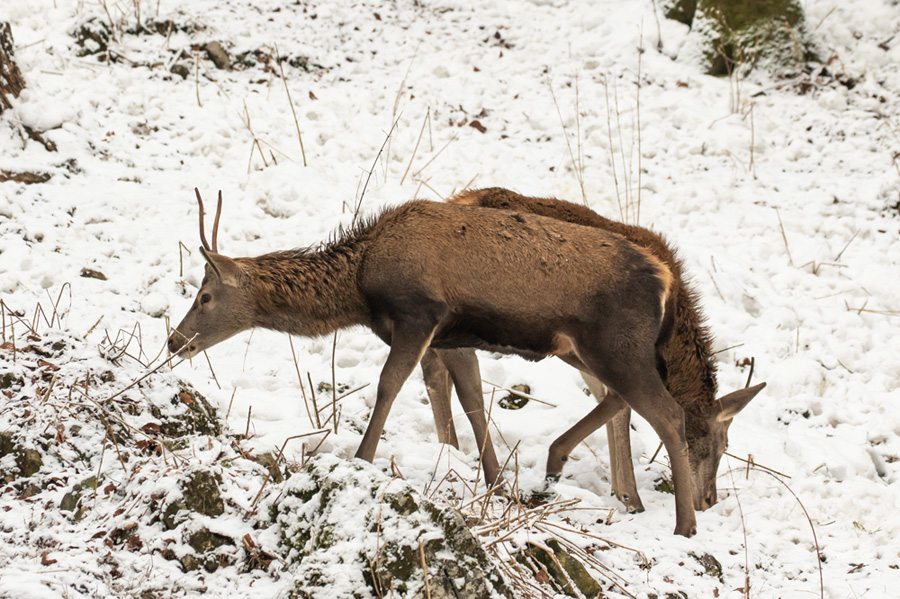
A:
[[386, 46, 419, 178], [288, 335, 315, 428], [275, 44, 307, 166], [549, 78, 587, 206], [774, 207, 794, 266], [411, 131, 458, 181], [330, 332, 338, 433], [400, 107, 431, 186], [352, 116, 402, 224]]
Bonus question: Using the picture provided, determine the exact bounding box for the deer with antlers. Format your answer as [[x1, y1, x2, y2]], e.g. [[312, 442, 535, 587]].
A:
[[168, 187, 751, 537], [418, 188, 765, 516]]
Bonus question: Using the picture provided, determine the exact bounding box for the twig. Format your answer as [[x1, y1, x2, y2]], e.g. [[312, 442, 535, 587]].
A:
[[203, 351, 221, 390], [419, 540, 432, 599], [195, 49, 202, 107], [753, 468, 825, 599], [244, 406, 253, 439], [247, 430, 330, 513], [480, 380, 557, 407]]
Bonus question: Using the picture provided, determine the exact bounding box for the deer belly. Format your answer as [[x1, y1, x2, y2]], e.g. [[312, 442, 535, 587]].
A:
[[430, 312, 571, 361]]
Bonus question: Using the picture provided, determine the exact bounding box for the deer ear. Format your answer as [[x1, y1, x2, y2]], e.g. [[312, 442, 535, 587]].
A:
[[714, 382, 766, 422], [199, 246, 244, 287]]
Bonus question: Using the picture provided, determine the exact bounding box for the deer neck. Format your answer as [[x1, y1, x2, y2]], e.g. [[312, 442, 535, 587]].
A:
[[241, 244, 370, 338], [661, 283, 718, 410]]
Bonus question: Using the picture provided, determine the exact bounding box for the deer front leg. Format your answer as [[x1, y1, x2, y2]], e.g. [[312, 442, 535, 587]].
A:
[[619, 379, 696, 537], [440, 348, 503, 487], [355, 323, 436, 463], [420, 349, 460, 449]]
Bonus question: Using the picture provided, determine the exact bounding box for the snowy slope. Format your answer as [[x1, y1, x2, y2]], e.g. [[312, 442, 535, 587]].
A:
[[1, 0, 899, 597]]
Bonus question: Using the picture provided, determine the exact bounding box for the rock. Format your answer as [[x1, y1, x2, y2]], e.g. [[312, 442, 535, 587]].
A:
[[188, 527, 233, 553], [690, 551, 724, 582], [80, 267, 107, 281], [203, 41, 231, 70], [677, 0, 819, 76], [0, 372, 22, 390], [518, 540, 601, 598], [149, 383, 220, 438], [0, 170, 51, 184], [169, 63, 190, 79], [0, 432, 43, 481], [250, 451, 285, 483], [72, 17, 111, 57], [60, 476, 98, 521], [499, 383, 530, 410], [162, 469, 224, 530], [276, 455, 513, 599]]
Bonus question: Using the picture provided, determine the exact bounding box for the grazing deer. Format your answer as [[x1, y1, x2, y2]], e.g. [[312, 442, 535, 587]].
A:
[[169, 188, 699, 536], [420, 188, 765, 515]]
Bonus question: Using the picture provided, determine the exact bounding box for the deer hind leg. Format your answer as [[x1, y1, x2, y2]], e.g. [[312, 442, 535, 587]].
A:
[[355, 322, 436, 464], [607, 408, 644, 513], [579, 374, 645, 513], [421, 349, 460, 449], [439, 348, 503, 487]]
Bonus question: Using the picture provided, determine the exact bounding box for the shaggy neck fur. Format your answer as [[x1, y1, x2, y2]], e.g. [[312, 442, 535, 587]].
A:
[[239, 232, 373, 338]]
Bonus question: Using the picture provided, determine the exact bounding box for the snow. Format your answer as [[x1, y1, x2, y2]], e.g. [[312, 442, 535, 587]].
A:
[[1, 0, 900, 597]]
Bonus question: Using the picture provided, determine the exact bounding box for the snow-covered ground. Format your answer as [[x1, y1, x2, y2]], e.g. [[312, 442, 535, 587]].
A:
[[1, 0, 899, 597]]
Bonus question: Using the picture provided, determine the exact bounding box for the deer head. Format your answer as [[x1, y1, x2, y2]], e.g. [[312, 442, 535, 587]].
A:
[[688, 381, 766, 509], [167, 190, 256, 358]]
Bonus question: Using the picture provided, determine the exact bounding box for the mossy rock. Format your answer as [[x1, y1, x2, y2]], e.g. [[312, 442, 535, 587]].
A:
[[150, 383, 220, 438], [517, 540, 601, 598], [72, 17, 111, 57], [0, 432, 43, 481], [60, 476, 98, 521], [0, 372, 23, 390], [250, 451, 285, 484], [690, 551, 724, 583], [188, 527, 233, 553], [163, 469, 224, 529], [672, 0, 819, 76], [499, 384, 530, 410], [278, 455, 513, 599]]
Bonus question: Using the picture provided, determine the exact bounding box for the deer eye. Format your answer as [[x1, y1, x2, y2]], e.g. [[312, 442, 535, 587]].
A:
[[200, 293, 212, 304]]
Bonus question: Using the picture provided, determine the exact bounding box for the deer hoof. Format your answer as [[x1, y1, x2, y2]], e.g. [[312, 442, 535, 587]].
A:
[[674, 523, 698, 538]]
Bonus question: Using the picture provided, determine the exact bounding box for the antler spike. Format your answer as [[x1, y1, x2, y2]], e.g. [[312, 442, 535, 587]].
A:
[[211, 190, 223, 253], [195, 187, 211, 251]]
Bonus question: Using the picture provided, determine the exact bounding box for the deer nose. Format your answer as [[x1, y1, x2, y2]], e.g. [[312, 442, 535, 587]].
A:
[[698, 489, 717, 511], [167, 336, 180, 354]]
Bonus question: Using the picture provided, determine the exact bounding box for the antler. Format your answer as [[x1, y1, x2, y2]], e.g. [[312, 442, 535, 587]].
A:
[[194, 188, 224, 253]]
